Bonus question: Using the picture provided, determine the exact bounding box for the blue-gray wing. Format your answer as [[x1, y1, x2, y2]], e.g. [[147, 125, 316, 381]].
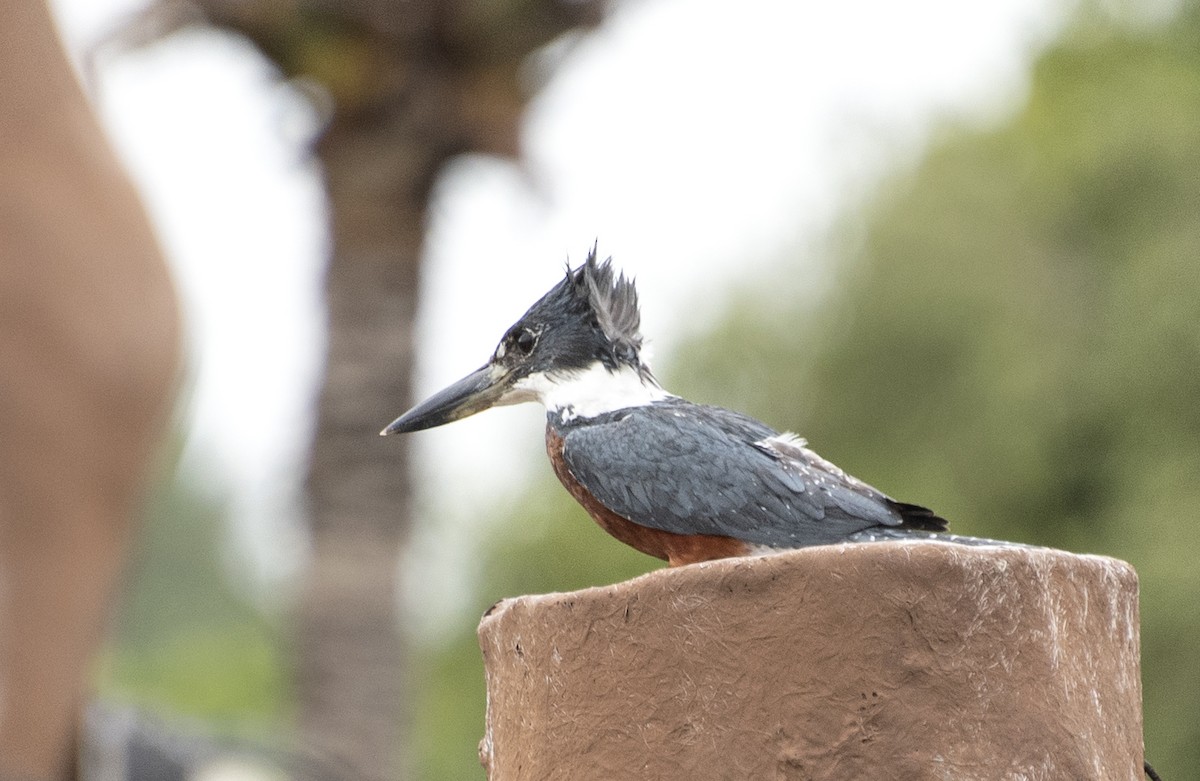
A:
[[557, 402, 936, 549]]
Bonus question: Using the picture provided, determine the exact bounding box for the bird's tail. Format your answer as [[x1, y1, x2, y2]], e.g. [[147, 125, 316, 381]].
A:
[[890, 501, 950, 533], [849, 527, 1034, 548]]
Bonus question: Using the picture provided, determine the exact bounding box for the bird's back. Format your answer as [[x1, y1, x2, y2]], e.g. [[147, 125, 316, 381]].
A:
[[548, 398, 948, 556]]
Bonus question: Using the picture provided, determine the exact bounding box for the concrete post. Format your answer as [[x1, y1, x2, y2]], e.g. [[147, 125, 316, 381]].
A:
[[478, 543, 1142, 780]]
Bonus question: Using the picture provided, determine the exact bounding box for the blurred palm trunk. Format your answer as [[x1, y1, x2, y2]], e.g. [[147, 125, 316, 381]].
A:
[[133, 2, 601, 777], [298, 102, 428, 774]]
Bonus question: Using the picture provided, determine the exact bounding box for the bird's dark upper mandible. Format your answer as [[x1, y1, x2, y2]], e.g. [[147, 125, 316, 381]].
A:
[[383, 247, 1000, 567]]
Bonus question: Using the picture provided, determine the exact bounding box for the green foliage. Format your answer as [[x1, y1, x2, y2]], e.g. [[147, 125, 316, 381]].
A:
[[98, 468, 291, 732], [98, 623, 287, 725], [416, 5, 1200, 779]]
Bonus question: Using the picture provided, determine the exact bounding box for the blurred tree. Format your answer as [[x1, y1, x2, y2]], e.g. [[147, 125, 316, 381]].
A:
[[421, 3, 1200, 779], [126, 1, 601, 778]]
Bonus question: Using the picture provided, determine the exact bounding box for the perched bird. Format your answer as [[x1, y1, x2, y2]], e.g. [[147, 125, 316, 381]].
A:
[[383, 249, 1003, 566]]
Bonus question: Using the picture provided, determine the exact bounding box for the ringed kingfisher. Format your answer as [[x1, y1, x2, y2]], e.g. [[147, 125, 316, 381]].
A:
[[382, 249, 1006, 566]]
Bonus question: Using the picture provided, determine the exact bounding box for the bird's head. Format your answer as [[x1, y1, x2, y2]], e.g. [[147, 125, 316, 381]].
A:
[[382, 247, 665, 435]]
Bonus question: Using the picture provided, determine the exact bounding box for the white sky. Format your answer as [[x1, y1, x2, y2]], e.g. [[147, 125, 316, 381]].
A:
[[51, 0, 1063, 628]]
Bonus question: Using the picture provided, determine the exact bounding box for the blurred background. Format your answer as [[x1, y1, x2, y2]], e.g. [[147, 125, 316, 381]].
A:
[[34, 0, 1200, 778]]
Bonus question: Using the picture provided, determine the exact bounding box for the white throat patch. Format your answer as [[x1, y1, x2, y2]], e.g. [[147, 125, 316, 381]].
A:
[[511, 363, 672, 421]]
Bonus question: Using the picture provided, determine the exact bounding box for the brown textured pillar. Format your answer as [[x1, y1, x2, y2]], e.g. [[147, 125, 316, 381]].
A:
[[0, 1, 181, 778], [478, 543, 1142, 780]]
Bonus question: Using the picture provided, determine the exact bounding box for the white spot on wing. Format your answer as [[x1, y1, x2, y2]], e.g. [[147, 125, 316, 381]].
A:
[[761, 432, 808, 448], [756, 432, 874, 491]]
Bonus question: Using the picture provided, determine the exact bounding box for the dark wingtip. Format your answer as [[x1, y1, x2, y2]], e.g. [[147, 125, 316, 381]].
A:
[[891, 501, 950, 533]]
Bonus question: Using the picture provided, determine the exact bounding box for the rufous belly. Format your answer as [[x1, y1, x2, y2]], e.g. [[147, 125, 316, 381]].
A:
[[545, 426, 751, 567]]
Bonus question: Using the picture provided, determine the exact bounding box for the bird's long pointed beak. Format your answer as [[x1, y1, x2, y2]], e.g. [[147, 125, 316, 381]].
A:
[[380, 364, 511, 436]]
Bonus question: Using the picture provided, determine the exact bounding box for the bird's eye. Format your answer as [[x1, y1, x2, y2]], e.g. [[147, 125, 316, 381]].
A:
[[515, 328, 536, 355]]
